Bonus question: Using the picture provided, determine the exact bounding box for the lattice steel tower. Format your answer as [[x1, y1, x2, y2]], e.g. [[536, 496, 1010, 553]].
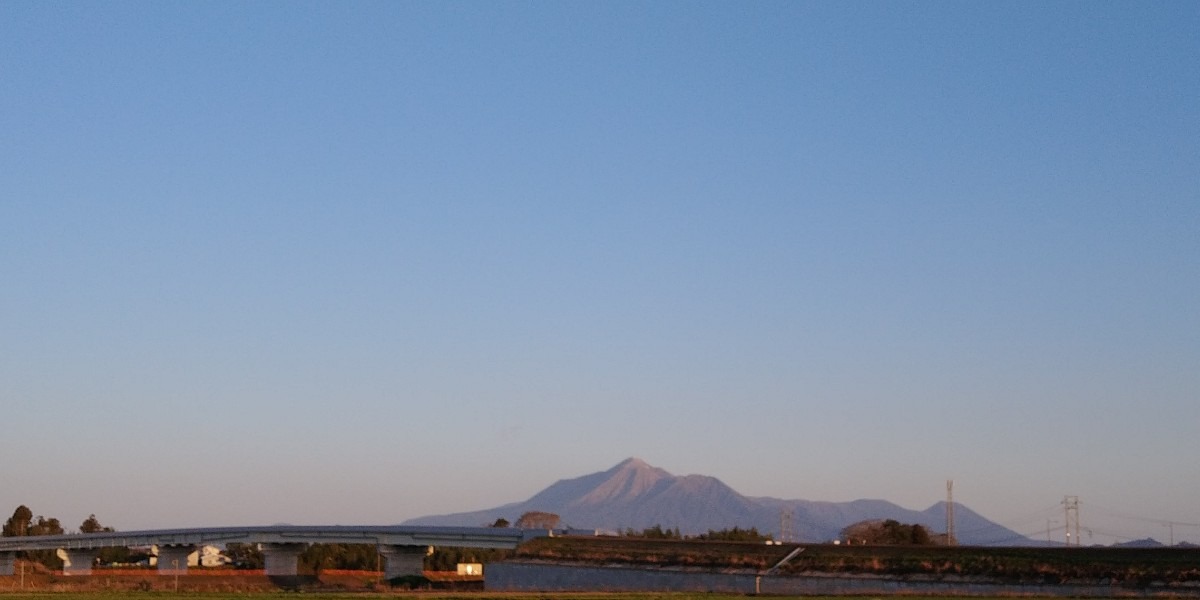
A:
[[780, 507, 795, 543], [946, 480, 956, 545], [1063, 496, 1081, 546]]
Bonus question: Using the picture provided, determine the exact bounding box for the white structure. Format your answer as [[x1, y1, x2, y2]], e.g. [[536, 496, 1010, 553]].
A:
[[148, 545, 231, 569]]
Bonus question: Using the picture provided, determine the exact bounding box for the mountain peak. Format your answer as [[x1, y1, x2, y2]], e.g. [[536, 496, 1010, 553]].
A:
[[580, 458, 671, 505], [612, 457, 656, 472]]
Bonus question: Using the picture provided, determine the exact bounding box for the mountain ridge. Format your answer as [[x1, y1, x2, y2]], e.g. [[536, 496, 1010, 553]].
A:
[[402, 457, 1036, 545]]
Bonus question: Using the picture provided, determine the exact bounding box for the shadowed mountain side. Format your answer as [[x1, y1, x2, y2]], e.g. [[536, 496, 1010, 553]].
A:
[[402, 458, 1036, 545], [920, 501, 1037, 546], [525, 458, 672, 508]]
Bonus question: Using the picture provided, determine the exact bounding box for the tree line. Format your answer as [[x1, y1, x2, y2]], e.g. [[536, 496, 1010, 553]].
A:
[[2, 504, 138, 568], [621, 524, 775, 542], [1, 504, 526, 572], [620, 521, 939, 545], [840, 519, 935, 545]]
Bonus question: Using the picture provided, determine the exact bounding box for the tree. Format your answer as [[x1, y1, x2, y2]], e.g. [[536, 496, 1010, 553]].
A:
[[426, 546, 512, 571], [28, 515, 63, 537], [840, 519, 934, 545], [2, 506, 72, 568], [514, 511, 560, 529], [2, 505, 33, 537], [80, 514, 113, 534], [299, 543, 381, 573], [623, 525, 681, 539], [909, 523, 932, 545], [2, 508, 64, 569], [695, 526, 772, 542], [489, 518, 510, 528], [225, 543, 264, 569], [78, 514, 129, 565]]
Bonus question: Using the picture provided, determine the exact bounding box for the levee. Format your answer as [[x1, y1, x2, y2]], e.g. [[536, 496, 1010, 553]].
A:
[[487, 561, 1200, 597]]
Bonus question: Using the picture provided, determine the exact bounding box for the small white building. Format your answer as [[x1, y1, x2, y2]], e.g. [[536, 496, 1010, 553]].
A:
[[148, 545, 231, 568], [457, 563, 483, 576]]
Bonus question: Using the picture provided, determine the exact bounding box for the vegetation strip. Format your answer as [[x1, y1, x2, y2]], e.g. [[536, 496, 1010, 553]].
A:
[[0, 595, 1101, 600]]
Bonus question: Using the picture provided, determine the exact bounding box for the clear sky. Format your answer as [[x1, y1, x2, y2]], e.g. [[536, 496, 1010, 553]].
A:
[[2, 2, 1197, 546]]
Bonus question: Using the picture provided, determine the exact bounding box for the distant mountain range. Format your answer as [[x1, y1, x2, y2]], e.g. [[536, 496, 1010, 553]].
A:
[[403, 457, 1038, 545], [1112, 538, 1199, 549]]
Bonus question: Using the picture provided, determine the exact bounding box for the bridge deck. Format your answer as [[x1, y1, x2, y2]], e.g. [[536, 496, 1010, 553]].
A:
[[0, 525, 542, 552]]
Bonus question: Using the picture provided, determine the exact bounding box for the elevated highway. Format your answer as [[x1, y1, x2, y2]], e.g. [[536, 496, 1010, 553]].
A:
[[0, 525, 547, 579]]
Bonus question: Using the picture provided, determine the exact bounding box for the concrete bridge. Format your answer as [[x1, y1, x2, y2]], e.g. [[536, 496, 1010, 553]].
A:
[[0, 525, 546, 580]]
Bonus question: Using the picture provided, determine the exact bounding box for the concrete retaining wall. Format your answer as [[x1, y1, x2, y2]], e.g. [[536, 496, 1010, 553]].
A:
[[487, 561, 1200, 597]]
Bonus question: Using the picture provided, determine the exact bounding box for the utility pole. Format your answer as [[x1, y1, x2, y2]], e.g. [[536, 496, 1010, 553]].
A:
[[946, 480, 955, 545], [1063, 496, 1080, 547]]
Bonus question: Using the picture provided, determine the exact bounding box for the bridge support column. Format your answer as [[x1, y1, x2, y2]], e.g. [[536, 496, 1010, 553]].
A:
[[262, 543, 305, 577], [0, 552, 14, 576], [60, 548, 101, 576], [157, 545, 194, 575], [379, 545, 429, 580]]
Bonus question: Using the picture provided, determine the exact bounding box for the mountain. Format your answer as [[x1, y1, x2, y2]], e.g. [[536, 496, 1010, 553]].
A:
[[1113, 538, 1164, 548], [402, 457, 1037, 545]]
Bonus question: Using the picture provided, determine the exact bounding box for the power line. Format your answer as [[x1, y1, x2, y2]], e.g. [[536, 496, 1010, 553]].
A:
[[950, 497, 1197, 546], [1086, 503, 1200, 528], [952, 505, 1062, 538], [975, 503, 1066, 533]]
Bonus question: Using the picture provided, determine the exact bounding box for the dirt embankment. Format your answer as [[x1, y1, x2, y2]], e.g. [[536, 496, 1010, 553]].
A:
[[516, 537, 1200, 586], [0, 563, 479, 593]]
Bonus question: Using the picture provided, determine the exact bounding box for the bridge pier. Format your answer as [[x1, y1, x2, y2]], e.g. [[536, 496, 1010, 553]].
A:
[[60, 548, 101, 576], [380, 545, 430, 580], [262, 543, 305, 577], [157, 545, 194, 574], [0, 552, 14, 576]]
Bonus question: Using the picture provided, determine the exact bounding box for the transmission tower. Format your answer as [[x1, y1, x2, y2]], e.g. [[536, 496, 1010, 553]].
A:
[[1063, 496, 1081, 546], [780, 507, 794, 543], [946, 480, 956, 545]]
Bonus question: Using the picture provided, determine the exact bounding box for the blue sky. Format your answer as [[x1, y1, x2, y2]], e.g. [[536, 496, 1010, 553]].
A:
[[2, 2, 1197, 545]]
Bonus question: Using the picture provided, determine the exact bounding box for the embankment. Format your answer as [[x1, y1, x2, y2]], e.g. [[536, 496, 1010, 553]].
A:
[[488, 560, 1200, 597]]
